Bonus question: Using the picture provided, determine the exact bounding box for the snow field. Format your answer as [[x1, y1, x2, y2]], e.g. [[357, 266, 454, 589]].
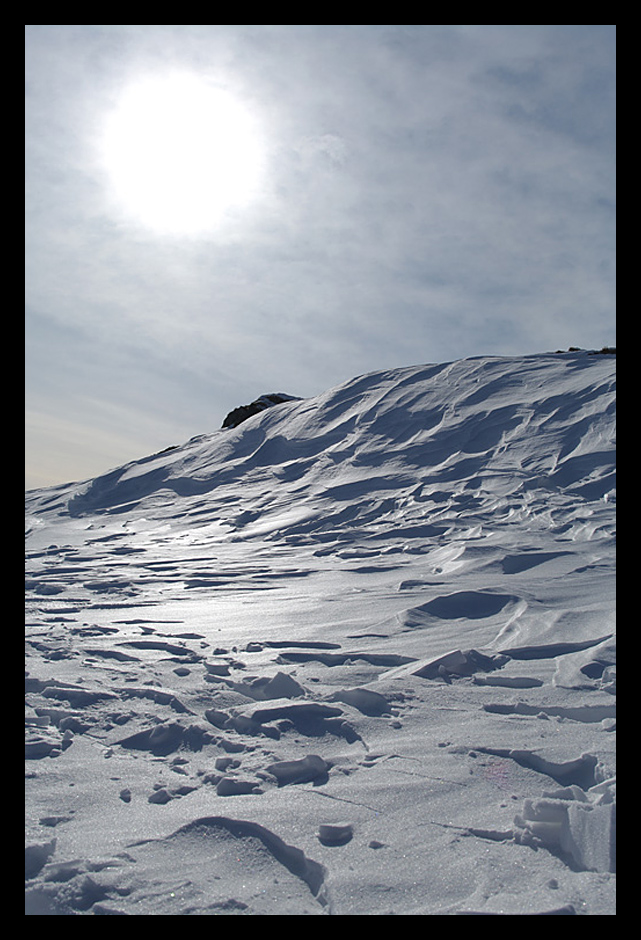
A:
[[26, 351, 615, 914]]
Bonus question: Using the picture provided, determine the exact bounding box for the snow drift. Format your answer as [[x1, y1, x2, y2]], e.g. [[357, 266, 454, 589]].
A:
[[26, 351, 615, 915]]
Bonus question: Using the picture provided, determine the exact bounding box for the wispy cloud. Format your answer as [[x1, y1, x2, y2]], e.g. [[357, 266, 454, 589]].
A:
[[25, 26, 616, 487]]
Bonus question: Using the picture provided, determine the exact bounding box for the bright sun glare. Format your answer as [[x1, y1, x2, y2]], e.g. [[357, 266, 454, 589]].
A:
[[100, 72, 265, 236]]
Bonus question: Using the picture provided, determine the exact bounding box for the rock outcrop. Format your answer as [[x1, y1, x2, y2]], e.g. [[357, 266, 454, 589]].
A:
[[222, 393, 301, 429]]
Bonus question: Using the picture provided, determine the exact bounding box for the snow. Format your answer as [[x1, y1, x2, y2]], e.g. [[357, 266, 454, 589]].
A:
[[25, 350, 616, 915]]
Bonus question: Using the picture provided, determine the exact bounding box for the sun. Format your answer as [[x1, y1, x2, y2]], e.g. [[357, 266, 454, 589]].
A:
[[99, 72, 265, 236]]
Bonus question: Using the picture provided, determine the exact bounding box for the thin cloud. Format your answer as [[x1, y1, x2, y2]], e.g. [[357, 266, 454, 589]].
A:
[[25, 26, 616, 488]]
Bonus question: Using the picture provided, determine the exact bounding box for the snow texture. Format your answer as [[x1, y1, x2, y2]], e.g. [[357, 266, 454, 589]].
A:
[[25, 350, 615, 915]]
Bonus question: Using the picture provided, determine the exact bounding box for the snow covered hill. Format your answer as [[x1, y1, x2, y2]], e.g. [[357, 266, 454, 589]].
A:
[[25, 351, 616, 915]]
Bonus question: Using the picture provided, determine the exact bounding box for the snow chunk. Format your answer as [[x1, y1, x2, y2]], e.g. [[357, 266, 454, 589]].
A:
[[514, 778, 616, 872]]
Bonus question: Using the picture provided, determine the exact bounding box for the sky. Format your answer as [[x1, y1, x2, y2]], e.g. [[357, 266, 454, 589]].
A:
[[25, 25, 616, 490]]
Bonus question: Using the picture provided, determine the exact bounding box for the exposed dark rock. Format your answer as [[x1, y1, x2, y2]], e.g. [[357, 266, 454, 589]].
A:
[[222, 393, 301, 429]]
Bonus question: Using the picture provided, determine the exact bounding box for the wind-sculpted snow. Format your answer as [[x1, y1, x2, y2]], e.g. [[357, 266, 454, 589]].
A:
[[25, 351, 615, 914], [40, 351, 615, 529]]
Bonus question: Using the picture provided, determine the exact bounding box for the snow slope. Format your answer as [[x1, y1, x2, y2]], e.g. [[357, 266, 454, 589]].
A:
[[25, 351, 616, 915]]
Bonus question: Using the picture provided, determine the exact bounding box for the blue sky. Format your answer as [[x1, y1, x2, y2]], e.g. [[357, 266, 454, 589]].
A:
[[25, 25, 616, 489]]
